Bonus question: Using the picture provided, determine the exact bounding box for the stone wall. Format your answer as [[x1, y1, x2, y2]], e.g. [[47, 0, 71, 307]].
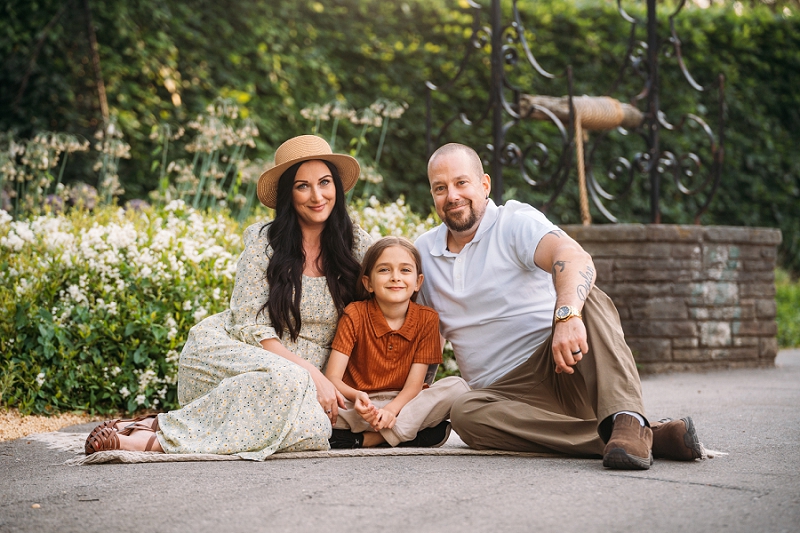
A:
[[562, 224, 783, 373]]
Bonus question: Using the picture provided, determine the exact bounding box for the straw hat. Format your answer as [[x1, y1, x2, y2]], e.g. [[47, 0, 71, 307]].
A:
[[257, 135, 360, 209]]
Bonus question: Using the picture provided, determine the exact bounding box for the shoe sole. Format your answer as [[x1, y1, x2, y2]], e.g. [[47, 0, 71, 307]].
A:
[[680, 417, 703, 460], [603, 447, 653, 470], [432, 423, 452, 448]]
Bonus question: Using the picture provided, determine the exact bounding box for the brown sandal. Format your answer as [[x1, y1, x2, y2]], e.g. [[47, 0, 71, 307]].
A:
[[84, 424, 160, 455], [118, 415, 159, 435], [85, 415, 155, 454]]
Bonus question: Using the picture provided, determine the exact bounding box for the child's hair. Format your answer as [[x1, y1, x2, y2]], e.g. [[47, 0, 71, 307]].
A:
[[357, 236, 423, 302]]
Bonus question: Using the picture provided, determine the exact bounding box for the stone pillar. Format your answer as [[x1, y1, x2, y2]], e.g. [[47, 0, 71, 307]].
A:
[[562, 225, 782, 373]]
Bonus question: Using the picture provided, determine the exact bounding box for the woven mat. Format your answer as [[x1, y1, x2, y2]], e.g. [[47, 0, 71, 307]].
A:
[[26, 431, 559, 465]]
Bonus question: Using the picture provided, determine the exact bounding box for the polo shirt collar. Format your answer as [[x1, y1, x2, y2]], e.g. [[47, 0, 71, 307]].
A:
[[429, 199, 499, 257], [367, 298, 418, 340]]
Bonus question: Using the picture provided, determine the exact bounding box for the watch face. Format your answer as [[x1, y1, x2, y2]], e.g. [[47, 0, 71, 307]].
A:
[[556, 306, 570, 319]]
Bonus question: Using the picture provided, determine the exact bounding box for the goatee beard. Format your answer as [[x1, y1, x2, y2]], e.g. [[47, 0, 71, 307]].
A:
[[444, 201, 479, 232]]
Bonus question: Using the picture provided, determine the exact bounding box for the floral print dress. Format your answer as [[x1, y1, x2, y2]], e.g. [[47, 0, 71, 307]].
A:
[[155, 220, 371, 460]]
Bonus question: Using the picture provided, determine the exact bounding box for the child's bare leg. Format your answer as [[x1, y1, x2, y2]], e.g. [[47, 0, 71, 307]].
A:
[[361, 432, 386, 448]]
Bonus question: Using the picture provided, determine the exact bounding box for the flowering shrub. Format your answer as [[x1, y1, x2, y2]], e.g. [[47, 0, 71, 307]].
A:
[[0, 197, 454, 415], [349, 195, 437, 242], [0, 201, 241, 414]]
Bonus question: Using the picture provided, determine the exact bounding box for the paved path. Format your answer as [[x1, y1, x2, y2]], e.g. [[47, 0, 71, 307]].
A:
[[2, 351, 799, 533]]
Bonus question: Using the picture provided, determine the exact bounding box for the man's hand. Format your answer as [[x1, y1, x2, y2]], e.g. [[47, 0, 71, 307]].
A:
[[551, 318, 589, 374]]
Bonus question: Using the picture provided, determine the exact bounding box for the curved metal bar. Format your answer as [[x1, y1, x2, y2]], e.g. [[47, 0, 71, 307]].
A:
[[692, 74, 725, 222], [657, 110, 674, 130], [607, 20, 639, 97], [668, 0, 704, 92], [616, 0, 639, 24], [588, 168, 620, 223], [508, 105, 571, 192], [424, 2, 485, 94], [424, 0, 487, 154], [511, 0, 556, 79]]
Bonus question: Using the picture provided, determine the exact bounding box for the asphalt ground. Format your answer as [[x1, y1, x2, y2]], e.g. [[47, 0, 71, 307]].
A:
[[2, 350, 799, 533]]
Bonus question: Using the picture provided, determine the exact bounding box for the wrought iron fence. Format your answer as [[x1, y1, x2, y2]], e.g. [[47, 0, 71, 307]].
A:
[[425, 0, 724, 225]]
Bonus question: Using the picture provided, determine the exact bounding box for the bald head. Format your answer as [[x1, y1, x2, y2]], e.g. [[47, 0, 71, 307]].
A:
[[427, 143, 484, 181]]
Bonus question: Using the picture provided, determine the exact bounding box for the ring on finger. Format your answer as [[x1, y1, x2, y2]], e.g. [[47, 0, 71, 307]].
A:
[[571, 349, 582, 355]]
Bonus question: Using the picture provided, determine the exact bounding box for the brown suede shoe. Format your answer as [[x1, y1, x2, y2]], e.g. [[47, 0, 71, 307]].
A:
[[602, 413, 653, 470], [651, 417, 703, 461]]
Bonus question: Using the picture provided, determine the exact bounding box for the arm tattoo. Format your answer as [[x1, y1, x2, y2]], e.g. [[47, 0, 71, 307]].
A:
[[547, 229, 566, 239], [576, 264, 595, 301], [551, 260, 567, 281]]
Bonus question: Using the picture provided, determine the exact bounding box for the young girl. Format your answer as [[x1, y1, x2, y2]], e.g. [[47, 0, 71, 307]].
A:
[[325, 236, 470, 448]]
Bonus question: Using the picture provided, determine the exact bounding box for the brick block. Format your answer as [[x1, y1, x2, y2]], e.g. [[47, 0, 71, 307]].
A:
[[669, 243, 704, 259], [621, 320, 698, 338], [731, 320, 778, 336], [564, 224, 648, 242], [760, 247, 777, 259], [593, 258, 614, 284], [689, 305, 754, 320], [707, 347, 759, 360], [699, 321, 732, 347], [689, 282, 739, 306], [703, 226, 782, 245], [614, 258, 702, 272], [672, 348, 707, 362], [732, 336, 759, 347], [755, 299, 777, 319], [736, 271, 777, 283], [614, 269, 697, 283], [606, 283, 681, 298], [592, 243, 674, 258], [759, 337, 778, 359], [735, 245, 768, 260], [630, 297, 688, 319], [672, 337, 699, 348], [740, 282, 776, 298], [645, 225, 703, 242], [626, 338, 672, 362], [743, 259, 775, 271]]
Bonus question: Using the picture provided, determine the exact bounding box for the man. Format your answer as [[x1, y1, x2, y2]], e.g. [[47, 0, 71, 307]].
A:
[[415, 143, 703, 470]]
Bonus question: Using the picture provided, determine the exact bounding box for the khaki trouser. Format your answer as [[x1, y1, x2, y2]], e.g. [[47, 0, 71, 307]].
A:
[[451, 288, 646, 457], [334, 376, 470, 446]]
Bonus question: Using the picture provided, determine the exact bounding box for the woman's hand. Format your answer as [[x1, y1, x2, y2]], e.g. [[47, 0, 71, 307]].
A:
[[310, 368, 346, 426]]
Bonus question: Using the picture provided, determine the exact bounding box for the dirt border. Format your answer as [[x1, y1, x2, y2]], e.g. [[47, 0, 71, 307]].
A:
[[0, 408, 103, 442]]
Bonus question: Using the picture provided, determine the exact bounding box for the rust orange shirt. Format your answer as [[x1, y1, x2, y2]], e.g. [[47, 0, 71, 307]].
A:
[[331, 299, 442, 393]]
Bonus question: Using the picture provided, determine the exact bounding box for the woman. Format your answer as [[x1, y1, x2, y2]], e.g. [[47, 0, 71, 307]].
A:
[[85, 135, 372, 459]]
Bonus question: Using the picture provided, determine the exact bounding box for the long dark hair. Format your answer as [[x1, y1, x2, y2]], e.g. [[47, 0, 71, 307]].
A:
[[259, 159, 361, 341]]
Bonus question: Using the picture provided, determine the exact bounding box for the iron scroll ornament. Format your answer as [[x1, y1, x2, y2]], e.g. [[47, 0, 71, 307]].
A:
[[424, 0, 575, 212]]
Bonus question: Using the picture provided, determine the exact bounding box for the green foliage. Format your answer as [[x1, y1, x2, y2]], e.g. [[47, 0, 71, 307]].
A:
[[0, 202, 242, 414], [776, 268, 800, 348], [1, 0, 798, 272]]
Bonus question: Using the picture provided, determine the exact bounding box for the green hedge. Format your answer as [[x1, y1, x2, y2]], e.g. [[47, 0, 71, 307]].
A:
[[776, 269, 800, 349], [2, 1, 798, 269]]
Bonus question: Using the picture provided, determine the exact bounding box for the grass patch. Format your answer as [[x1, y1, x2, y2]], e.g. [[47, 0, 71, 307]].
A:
[[776, 268, 800, 349]]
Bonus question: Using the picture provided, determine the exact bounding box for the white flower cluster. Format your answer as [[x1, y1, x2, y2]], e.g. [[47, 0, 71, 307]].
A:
[[349, 196, 437, 242], [132, 361, 175, 407], [2, 202, 240, 316], [185, 100, 258, 153]]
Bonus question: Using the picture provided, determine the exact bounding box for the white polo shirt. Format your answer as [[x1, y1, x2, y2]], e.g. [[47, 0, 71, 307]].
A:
[[416, 200, 558, 389]]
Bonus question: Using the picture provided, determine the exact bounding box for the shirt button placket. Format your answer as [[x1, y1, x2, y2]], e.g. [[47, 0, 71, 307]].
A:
[[454, 255, 465, 291]]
